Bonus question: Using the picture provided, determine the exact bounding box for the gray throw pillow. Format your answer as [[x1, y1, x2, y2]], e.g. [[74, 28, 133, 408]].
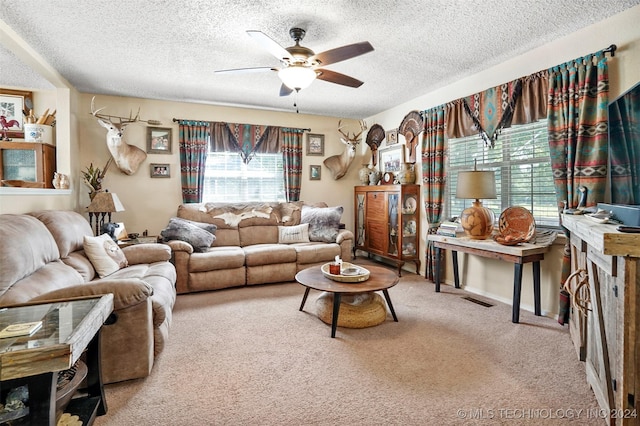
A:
[[301, 205, 343, 243], [160, 218, 216, 252]]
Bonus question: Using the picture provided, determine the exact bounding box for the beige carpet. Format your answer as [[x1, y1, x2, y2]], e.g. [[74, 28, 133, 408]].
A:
[[95, 260, 603, 425]]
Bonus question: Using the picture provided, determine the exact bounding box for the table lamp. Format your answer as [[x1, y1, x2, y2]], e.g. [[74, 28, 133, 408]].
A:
[[456, 163, 496, 239], [87, 191, 125, 235]]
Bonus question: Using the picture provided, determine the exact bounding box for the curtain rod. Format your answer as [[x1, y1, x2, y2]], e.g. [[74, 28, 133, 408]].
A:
[[172, 118, 310, 132], [603, 44, 617, 57]]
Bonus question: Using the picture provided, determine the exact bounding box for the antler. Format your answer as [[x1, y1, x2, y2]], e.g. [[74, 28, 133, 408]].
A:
[[337, 119, 368, 143], [90, 96, 161, 125]]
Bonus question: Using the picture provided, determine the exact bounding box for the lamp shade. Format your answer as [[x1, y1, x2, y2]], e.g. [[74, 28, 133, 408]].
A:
[[87, 192, 125, 213], [278, 66, 317, 90], [456, 170, 497, 200]]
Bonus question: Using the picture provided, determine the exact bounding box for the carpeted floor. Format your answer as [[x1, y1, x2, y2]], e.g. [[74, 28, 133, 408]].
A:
[[95, 260, 604, 425]]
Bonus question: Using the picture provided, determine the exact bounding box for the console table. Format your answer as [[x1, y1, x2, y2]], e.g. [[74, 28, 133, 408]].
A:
[[0, 295, 113, 425], [427, 234, 551, 323]]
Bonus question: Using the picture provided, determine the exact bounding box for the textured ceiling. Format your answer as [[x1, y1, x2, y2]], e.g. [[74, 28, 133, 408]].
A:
[[1, 1, 639, 118]]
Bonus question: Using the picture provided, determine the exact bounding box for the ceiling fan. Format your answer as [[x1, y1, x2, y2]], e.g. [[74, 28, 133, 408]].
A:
[[215, 28, 374, 96]]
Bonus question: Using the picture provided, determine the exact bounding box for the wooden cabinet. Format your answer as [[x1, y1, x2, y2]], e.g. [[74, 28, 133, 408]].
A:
[[562, 214, 639, 425], [354, 184, 420, 275], [0, 142, 56, 188]]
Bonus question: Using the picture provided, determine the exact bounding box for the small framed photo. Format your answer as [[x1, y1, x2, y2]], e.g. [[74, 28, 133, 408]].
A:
[[147, 127, 172, 154], [385, 128, 398, 145], [306, 133, 324, 156], [0, 88, 33, 139], [150, 163, 170, 178], [378, 145, 404, 173], [309, 165, 321, 180]]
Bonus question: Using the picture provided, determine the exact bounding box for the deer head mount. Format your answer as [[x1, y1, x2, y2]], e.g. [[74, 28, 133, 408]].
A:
[[323, 119, 367, 180], [90, 97, 161, 175]]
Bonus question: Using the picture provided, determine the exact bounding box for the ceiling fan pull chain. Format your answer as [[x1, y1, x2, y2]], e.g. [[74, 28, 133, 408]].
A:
[[294, 90, 299, 113]]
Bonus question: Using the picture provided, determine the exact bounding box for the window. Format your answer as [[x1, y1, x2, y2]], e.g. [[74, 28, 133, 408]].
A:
[[445, 120, 559, 227], [202, 152, 286, 202]]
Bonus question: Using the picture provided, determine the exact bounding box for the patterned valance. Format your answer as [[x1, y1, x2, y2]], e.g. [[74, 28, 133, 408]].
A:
[[211, 122, 280, 164]]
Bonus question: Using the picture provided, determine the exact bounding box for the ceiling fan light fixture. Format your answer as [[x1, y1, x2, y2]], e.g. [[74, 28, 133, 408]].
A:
[[278, 66, 317, 90]]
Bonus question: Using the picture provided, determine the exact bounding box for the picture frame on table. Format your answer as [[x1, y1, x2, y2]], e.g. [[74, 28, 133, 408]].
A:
[[309, 165, 321, 180], [306, 133, 324, 156], [147, 127, 172, 154], [385, 128, 398, 145], [150, 163, 170, 178], [378, 144, 404, 173], [0, 89, 33, 139]]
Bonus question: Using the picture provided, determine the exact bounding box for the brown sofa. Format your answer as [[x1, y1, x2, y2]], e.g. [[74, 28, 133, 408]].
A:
[[0, 210, 177, 384], [166, 202, 353, 294]]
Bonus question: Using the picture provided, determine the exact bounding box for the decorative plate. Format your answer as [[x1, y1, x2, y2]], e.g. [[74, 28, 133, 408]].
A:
[[321, 262, 370, 283], [493, 234, 526, 246], [403, 196, 417, 214], [498, 206, 535, 242]]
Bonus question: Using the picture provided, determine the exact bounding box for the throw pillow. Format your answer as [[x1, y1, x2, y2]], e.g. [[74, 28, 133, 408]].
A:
[[301, 205, 343, 243], [172, 217, 217, 235], [83, 233, 129, 278], [160, 217, 216, 252], [278, 223, 310, 244]]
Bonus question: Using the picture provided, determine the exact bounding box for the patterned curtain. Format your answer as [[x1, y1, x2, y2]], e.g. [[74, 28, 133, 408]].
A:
[[421, 105, 446, 281], [178, 121, 210, 203], [210, 122, 279, 163], [609, 83, 640, 204], [281, 128, 303, 201], [547, 51, 609, 324]]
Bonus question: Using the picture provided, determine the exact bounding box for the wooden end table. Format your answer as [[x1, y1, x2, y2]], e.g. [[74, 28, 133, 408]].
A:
[[0, 295, 113, 425], [428, 234, 551, 323], [296, 265, 399, 338]]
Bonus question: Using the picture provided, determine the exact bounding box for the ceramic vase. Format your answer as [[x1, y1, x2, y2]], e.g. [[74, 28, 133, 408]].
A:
[[358, 164, 371, 185], [397, 163, 416, 184]]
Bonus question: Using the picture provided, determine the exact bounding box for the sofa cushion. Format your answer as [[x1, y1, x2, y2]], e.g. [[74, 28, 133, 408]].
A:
[[0, 214, 61, 298], [278, 223, 310, 244], [29, 210, 93, 258], [84, 234, 129, 278], [239, 226, 278, 246], [293, 243, 342, 265], [243, 244, 297, 266], [189, 246, 245, 272], [301, 205, 344, 243], [160, 218, 215, 252]]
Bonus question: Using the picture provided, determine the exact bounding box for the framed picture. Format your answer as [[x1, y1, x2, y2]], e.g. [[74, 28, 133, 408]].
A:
[[378, 145, 404, 173], [306, 133, 324, 156], [385, 128, 398, 145], [309, 165, 321, 180], [147, 127, 172, 154], [150, 163, 170, 178], [0, 89, 33, 139]]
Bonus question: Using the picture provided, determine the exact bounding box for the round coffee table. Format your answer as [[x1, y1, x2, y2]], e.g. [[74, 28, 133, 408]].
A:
[[296, 264, 399, 338]]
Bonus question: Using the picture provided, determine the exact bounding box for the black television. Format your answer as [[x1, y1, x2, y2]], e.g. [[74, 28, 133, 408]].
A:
[[608, 80, 640, 204]]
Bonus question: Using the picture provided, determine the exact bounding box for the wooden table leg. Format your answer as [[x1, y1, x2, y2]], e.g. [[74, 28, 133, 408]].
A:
[[331, 293, 341, 338], [512, 263, 524, 323], [299, 287, 310, 311], [434, 247, 441, 292], [533, 261, 541, 316], [382, 289, 398, 322], [452, 251, 460, 288]]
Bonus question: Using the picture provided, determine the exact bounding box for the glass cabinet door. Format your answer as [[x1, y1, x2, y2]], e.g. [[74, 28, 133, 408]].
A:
[[2, 149, 37, 181]]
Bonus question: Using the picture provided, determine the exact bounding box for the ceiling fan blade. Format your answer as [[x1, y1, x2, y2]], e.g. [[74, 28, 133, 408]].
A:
[[247, 30, 291, 60], [279, 84, 293, 97], [214, 66, 277, 74], [316, 69, 364, 88], [310, 42, 374, 66]]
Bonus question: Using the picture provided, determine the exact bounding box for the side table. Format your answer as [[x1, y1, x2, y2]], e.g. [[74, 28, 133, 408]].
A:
[[0, 294, 114, 425], [118, 235, 160, 248]]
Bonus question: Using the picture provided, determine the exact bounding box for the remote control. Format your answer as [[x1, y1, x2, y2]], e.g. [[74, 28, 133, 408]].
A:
[[616, 225, 640, 233]]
